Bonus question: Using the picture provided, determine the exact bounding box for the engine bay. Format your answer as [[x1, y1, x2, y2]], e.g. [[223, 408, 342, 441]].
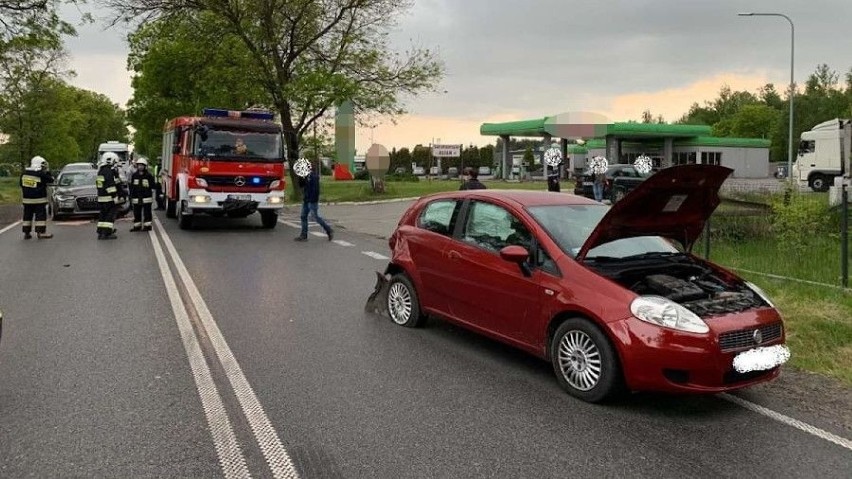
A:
[[588, 255, 768, 318]]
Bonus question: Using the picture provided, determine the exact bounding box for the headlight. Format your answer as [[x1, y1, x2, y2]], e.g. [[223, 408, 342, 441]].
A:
[[630, 296, 709, 334], [267, 196, 283, 204], [745, 281, 775, 308], [269, 180, 281, 189], [192, 195, 211, 203], [56, 194, 75, 201], [195, 178, 208, 187]]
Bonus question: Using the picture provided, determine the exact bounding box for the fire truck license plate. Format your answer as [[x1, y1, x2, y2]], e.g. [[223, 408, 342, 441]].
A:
[[227, 194, 252, 201]]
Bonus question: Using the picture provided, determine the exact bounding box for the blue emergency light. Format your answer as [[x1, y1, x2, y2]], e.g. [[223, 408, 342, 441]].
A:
[[252, 177, 262, 185], [202, 108, 274, 121]]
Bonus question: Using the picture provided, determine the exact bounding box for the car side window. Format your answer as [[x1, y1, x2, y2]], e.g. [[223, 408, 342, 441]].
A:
[[417, 199, 460, 236], [462, 201, 533, 253]]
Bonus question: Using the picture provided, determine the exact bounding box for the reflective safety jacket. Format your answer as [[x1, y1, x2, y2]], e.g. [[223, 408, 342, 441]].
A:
[[129, 170, 156, 204], [20, 169, 54, 205], [96, 165, 120, 203]]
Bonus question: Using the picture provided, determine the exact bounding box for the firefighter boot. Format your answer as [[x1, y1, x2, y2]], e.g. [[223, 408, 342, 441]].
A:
[[24, 233, 32, 240]]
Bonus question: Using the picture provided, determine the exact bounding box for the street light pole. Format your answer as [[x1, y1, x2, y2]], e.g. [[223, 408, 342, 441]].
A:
[[738, 12, 795, 184]]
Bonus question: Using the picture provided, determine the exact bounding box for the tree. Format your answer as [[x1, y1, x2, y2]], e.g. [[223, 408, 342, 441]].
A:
[[108, 0, 445, 191], [523, 145, 534, 166], [0, 30, 70, 165], [125, 13, 268, 158], [641, 109, 653, 123]]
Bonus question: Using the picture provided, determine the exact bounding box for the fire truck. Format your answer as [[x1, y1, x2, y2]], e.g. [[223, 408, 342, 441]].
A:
[[160, 108, 287, 229]]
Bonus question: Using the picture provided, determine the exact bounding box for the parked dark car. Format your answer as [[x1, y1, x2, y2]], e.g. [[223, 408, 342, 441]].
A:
[[49, 168, 130, 220], [573, 164, 652, 203], [380, 165, 788, 403]]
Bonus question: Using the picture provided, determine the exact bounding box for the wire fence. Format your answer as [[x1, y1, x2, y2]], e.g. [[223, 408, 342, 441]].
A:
[[696, 185, 850, 289]]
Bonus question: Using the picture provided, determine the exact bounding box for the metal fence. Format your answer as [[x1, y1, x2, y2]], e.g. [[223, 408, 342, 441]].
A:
[[697, 185, 850, 289]]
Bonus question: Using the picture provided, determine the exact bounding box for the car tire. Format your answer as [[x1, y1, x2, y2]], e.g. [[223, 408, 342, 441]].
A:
[[550, 318, 625, 403], [260, 211, 277, 229], [177, 199, 193, 230], [386, 273, 426, 328]]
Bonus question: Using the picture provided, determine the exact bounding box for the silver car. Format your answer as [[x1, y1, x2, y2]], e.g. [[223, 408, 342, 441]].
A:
[[49, 168, 130, 220]]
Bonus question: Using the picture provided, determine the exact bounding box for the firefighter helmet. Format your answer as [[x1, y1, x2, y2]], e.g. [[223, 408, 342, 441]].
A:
[[98, 152, 119, 168], [29, 156, 48, 170]]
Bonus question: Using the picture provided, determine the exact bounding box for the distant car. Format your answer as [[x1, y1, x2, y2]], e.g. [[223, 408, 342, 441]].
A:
[[60, 162, 96, 172], [478, 166, 492, 176], [394, 167, 407, 174], [573, 164, 652, 203], [49, 168, 129, 220], [380, 165, 788, 402], [447, 167, 459, 178], [413, 166, 425, 176]]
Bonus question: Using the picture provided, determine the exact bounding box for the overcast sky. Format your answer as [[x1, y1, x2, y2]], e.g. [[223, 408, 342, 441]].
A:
[[62, 0, 852, 151]]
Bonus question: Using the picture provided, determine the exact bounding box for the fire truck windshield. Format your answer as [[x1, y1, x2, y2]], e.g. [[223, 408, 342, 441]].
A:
[[193, 129, 282, 162]]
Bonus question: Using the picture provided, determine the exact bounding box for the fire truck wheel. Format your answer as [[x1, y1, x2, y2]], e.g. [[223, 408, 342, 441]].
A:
[[166, 197, 177, 218], [260, 211, 278, 229], [177, 200, 193, 230]]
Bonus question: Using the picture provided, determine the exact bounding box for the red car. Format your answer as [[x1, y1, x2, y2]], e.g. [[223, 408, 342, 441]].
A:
[[382, 165, 789, 402]]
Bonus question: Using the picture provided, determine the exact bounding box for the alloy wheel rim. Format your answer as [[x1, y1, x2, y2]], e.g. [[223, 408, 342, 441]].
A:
[[557, 330, 602, 391], [387, 282, 412, 324]]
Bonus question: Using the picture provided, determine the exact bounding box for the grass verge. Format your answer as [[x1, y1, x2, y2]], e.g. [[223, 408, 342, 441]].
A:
[[0, 177, 20, 205], [736, 272, 852, 386], [299, 177, 569, 203]]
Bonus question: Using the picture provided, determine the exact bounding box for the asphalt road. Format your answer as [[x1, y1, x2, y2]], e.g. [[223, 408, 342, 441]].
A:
[[0, 208, 849, 478]]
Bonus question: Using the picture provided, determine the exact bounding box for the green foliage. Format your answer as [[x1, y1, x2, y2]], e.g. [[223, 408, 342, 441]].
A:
[[769, 188, 837, 252], [353, 169, 370, 181], [523, 145, 534, 164], [385, 172, 419, 182]]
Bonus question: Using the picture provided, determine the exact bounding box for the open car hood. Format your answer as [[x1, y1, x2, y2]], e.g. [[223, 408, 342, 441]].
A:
[[576, 164, 733, 260]]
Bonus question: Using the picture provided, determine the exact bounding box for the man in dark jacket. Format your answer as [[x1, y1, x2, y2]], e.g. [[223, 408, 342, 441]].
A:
[[295, 162, 333, 241], [20, 155, 54, 239], [459, 167, 486, 190], [129, 157, 156, 232]]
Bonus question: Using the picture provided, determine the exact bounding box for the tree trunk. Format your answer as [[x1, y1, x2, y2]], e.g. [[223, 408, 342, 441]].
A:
[[279, 105, 303, 202]]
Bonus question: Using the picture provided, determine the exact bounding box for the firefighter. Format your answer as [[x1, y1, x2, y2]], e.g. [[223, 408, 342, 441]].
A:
[[129, 157, 155, 232], [96, 152, 121, 240], [20, 155, 54, 240], [152, 157, 164, 210]]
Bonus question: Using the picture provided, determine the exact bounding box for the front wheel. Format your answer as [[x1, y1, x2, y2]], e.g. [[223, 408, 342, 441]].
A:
[[551, 318, 625, 403], [165, 196, 176, 218], [260, 210, 278, 229], [809, 174, 829, 192], [177, 199, 193, 230], [386, 273, 426, 328]]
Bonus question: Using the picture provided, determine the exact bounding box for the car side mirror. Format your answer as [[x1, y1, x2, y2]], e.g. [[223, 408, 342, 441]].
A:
[[500, 245, 532, 277]]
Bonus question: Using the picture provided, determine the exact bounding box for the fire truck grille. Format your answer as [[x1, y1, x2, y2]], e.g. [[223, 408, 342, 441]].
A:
[[200, 175, 274, 189]]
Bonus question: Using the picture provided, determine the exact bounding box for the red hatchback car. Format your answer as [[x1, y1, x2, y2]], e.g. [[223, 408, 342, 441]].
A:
[[381, 165, 789, 402]]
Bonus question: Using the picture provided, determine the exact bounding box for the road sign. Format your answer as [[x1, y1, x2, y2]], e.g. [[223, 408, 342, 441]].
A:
[[365, 143, 390, 178], [432, 144, 461, 157]]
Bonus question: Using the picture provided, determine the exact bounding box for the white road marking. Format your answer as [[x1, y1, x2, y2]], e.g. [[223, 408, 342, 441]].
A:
[[333, 240, 354, 247], [155, 219, 299, 479], [719, 393, 852, 452], [310, 231, 327, 238], [148, 229, 251, 479], [362, 251, 389, 260], [0, 220, 22, 235], [279, 221, 301, 229]]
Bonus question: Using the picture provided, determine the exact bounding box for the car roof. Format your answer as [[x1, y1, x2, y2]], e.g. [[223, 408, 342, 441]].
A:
[[422, 189, 600, 207]]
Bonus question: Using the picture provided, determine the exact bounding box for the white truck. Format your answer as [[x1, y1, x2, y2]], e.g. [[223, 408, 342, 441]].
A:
[[792, 118, 852, 192]]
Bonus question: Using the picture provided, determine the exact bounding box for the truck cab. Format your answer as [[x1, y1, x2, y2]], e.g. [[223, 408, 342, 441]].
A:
[[792, 118, 850, 192]]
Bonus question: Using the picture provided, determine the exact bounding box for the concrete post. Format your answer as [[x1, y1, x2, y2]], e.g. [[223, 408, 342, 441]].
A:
[[560, 138, 568, 178], [606, 136, 617, 163], [501, 135, 510, 180], [664, 138, 674, 168]]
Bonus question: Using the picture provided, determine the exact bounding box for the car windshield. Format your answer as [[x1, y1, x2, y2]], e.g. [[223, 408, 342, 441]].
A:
[[526, 204, 680, 259], [58, 170, 96, 187], [194, 128, 282, 162]]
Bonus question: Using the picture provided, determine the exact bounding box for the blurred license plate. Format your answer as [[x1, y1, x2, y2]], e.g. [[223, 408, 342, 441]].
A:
[[732, 344, 790, 373], [583, 181, 593, 186], [228, 195, 252, 201]]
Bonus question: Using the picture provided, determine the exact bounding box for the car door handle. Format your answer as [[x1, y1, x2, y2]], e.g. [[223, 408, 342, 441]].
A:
[[447, 250, 461, 260]]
